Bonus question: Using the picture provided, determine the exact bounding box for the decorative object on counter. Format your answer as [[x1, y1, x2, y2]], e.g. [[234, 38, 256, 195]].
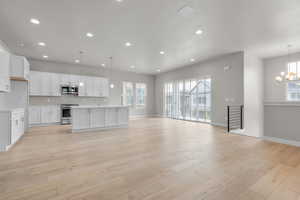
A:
[[275, 45, 300, 83]]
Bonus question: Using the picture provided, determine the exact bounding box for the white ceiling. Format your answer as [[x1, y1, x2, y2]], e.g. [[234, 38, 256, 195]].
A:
[[0, 0, 300, 74]]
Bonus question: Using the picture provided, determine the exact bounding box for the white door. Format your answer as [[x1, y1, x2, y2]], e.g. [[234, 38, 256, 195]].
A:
[[49, 105, 60, 123], [41, 106, 51, 124], [0, 51, 10, 92], [11, 113, 19, 145], [90, 108, 105, 128], [85, 77, 94, 97], [29, 106, 41, 125], [72, 109, 90, 130]]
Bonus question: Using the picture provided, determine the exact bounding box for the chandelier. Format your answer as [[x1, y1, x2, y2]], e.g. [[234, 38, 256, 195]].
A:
[[275, 45, 298, 83]]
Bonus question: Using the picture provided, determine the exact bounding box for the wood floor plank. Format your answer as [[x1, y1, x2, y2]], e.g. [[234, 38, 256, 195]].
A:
[[0, 118, 300, 200]]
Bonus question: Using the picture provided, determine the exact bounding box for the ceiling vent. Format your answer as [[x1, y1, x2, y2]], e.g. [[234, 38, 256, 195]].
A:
[[177, 5, 194, 17]]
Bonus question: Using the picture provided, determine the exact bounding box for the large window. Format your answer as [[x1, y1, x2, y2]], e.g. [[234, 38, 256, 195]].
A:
[[287, 61, 300, 101], [164, 78, 211, 123], [136, 83, 147, 106], [123, 82, 134, 106]]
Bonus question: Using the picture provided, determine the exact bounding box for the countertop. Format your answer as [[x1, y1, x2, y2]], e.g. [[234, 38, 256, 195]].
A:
[[71, 105, 129, 109]]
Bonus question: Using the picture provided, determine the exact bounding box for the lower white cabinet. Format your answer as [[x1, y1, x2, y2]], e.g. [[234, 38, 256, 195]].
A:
[[29, 105, 60, 126], [0, 108, 25, 152], [72, 106, 129, 132]]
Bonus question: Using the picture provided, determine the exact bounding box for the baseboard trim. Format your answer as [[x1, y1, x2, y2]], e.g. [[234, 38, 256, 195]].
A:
[[210, 122, 226, 127], [72, 125, 128, 133], [263, 136, 300, 147], [130, 114, 158, 120]]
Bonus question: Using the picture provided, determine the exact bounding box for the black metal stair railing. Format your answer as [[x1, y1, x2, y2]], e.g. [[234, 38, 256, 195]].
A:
[[227, 105, 244, 132]]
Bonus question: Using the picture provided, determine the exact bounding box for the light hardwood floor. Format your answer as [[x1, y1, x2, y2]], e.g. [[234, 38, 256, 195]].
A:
[[1, 118, 300, 200]]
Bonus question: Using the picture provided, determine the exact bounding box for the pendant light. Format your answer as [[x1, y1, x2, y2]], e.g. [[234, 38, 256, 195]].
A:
[[275, 45, 297, 83], [109, 56, 115, 89]]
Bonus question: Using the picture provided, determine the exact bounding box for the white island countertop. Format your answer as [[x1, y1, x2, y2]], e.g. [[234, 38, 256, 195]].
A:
[[71, 105, 129, 133], [72, 105, 129, 109]]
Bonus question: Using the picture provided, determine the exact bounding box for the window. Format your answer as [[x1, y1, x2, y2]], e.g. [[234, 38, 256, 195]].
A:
[[163, 78, 211, 122], [136, 83, 147, 106], [123, 82, 134, 106], [287, 61, 300, 101]]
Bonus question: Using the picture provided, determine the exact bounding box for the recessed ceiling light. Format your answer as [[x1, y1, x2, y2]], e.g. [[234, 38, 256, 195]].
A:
[[160, 51, 165, 55], [116, 0, 123, 2], [101, 63, 106, 67], [125, 42, 132, 47], [75, 59, 80, 63], [38, 42, 46, 47], [43, 55, 48, 59], [86, 32, 94, 38], [30, 18, 40, 25], [190, 58, 195, 62], [195, 29, 203, 35], [156, 69, 161, 72], [130, 65, 135, 69]]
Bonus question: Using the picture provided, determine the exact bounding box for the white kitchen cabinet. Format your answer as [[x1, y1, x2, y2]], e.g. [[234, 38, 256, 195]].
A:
[[29, 105, 60, 126], [72, 106, 129, 132], [0, 108, 25, 152], [29, 71, 42, 96], [0, 51, 11, 92], [72, 108, 90, 130], [90, 108, 105, 128], [28, 105, 41, 125], [10, 55, 30, 80], [29, 71, 109, 97], [41, 105, 60, 124]]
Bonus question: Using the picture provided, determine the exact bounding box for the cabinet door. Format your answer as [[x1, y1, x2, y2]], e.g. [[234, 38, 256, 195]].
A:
[[29, 71, 41, 96], [10, 55, 29, 80], [85, 77, 94, 97], [50, 73, 61, 96], [90, 108, 105, 128], [29, 106, 41, 125], [78, 76, 86, 96], [41, 106, 51, 124], [11, 113, 19, 145], [41, 72, 52, 96], [118, 108, 129, 125], [23, 58, 30, 80], [105, 108, 118, 126], [0, 51, 10, 92], [102, 78, 109, 97], [49, 105, 60, 123], [72, 109, 90, 130]]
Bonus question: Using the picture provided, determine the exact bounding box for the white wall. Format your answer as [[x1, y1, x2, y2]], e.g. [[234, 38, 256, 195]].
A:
[[155, 52, 244, 126], [264, 52, 300, 102], [243, 53, 264, 138], [29, 59, 156, 117]]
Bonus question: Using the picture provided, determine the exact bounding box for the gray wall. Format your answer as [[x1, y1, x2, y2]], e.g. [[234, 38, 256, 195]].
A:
[[263, 52, 300, 142], [155, 52, 244, 126], [264, 52, 300, 102], [265, 104, 300, 143], [29, 59, 156, 117]]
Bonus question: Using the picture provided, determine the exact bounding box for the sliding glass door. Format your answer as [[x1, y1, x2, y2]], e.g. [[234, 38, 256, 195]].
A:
[[164, 78, 211, 123]]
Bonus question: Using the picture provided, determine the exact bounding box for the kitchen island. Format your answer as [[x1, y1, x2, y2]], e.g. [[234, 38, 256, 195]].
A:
[[71, 105, 129, 133]]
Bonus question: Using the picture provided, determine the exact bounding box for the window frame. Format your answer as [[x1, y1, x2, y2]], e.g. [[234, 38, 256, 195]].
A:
[[122, 81, 134, 106], [286, 61, 300, 102], [135, 83, 147, 107]]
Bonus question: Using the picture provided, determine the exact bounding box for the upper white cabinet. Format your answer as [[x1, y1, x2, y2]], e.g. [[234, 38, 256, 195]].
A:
[[10, 55, 30, 81], [0, 51, 11, 92], [29, 71, 109, 97]]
